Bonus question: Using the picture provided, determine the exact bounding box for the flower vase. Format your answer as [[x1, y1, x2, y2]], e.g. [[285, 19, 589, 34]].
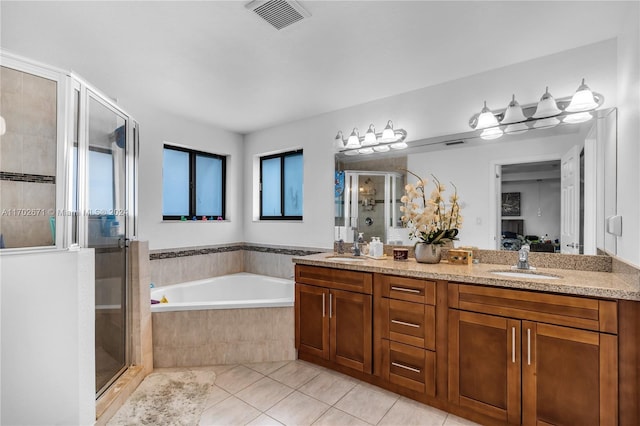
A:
[[414, 243, 442, 264]]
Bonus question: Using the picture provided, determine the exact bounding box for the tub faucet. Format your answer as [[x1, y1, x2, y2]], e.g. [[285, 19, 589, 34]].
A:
[[516, 245, 531, 270]]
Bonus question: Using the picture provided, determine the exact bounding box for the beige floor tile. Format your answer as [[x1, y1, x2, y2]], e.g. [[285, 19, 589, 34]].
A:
[[199, 395, 261, 425], [268, 360, 320, 388], [334, 383, 399, 424], [378, 397, 448, 425], [215, 365, 265, 394], [266, 391, 330, 426], [236, 377, 295, 411], [202, 385, 232, 411], [246, 413, 285, 426], [311, 407, 371, 426], [444, 413, 482, 425], [244, 360, 291, 375], [298, 371, 357, 405]]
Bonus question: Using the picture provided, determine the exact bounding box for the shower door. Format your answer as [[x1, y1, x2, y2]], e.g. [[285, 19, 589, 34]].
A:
[[86, 93, 129, 396]]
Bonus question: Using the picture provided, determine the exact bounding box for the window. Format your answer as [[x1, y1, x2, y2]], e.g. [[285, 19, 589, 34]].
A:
[[162, 145, 226, 220], [260, 149, 303, 220]]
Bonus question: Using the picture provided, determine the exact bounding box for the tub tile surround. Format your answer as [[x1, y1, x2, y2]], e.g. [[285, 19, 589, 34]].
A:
[[152, 307, 295, 368], [149, 243, 326, 286]]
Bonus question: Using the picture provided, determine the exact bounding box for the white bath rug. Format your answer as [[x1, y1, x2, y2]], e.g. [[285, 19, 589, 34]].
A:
[[107, 369, 217, 426]]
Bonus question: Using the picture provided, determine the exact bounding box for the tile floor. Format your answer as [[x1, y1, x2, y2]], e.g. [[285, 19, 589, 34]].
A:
[[140, 360, 481, 426]]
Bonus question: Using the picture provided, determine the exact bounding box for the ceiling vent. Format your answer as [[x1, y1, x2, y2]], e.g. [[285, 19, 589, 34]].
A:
[[245, 0, 310, 30]]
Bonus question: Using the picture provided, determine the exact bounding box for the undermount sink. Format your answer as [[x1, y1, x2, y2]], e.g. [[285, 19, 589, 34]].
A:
[[327, 256, 366, 262], [490, 270, 560, 280]]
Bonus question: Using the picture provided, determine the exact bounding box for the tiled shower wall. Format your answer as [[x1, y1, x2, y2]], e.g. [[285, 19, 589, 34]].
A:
[[149, 244, 326, 287], [0, 66, 57, 248]]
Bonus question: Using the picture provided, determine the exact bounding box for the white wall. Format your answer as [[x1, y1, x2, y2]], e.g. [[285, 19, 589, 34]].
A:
[[615, 2, 640, 266], [243, 40, 620, 251], [129, 105, 244, 250], [0, 249, 95, 425]]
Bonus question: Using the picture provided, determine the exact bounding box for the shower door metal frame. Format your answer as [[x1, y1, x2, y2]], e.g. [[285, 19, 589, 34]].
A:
[[74, 75, 138, 398]]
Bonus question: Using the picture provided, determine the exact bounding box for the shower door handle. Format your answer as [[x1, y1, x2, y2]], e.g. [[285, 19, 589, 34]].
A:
[[118, 237, 130, 249]]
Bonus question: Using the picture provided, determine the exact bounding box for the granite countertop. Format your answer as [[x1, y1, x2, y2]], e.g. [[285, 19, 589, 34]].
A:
[[292, 252, 640, 301]]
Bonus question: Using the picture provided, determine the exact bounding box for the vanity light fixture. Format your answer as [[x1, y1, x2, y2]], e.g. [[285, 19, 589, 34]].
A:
[[335, 120, 408, 156], [532, 87, 562, 119], [363, 124, 378, 146], [346, 128, 361, 148], [501, 95, 528, 135], [566, 78, 599, 112], [467, 79, 604, 139]]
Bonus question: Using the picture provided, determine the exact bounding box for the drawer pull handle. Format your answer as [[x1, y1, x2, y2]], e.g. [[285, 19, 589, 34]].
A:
[[391, 319, 421, 328], [391, 362, 421, 374], [322, 293, 325, 318], [391, 286, 421, 294]]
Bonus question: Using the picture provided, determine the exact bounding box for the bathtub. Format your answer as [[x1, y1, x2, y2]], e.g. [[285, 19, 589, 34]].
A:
[[151, 272, 296, 367], [151, 272, 294, 312]]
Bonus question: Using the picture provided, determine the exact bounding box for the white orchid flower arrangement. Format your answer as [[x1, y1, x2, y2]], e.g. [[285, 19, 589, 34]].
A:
[[399, 170, 463, 245]]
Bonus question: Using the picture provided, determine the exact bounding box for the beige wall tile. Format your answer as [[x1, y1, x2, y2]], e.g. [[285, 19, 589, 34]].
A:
[[22, 135, 56, 176], [0, 180, 24, 209], [0, 133, 24, 173], [22, 215, 53, 246]]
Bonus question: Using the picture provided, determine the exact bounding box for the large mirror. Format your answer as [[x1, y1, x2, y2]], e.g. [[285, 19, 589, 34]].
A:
[[335, 107, 617, 255]]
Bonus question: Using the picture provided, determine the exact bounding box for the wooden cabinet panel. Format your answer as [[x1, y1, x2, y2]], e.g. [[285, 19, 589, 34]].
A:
[[330, 289, 372, 373], [296, 264, 372, 294], [448, 309, 521, 424], [295, 283, 329, 360], [382, 340, 436, 396], [449, 283, 617, 333], [379, 298, 435, 350], [377, 274, 436, 305], [522, 321, 618, 426]]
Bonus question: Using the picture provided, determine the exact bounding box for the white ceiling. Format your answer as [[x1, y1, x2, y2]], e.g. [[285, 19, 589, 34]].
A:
[[0, 1, 631, 134]]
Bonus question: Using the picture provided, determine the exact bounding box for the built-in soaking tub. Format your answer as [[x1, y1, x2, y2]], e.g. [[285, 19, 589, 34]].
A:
[[150, 273, 296, 367]]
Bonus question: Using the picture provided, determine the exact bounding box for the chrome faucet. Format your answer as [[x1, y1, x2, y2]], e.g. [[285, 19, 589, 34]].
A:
[[516, 245, 531, 270]]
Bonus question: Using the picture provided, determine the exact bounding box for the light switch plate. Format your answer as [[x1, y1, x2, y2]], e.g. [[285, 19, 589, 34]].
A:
[[606, 215, 622, 236]]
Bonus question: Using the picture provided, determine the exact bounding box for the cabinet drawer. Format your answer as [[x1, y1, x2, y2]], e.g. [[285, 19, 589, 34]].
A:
[[380, 299, 435, 350], [382, 340, 435, 396], [377, 274, 436, 304], [296, 265, 372, 294], [449, 283, 618, 333]]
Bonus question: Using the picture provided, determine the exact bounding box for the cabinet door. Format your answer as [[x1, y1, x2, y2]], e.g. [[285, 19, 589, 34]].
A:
[[522, 321, 618, 426], [448, 310, 521, 424], [295, 283, 329, 360], [330, 289, 372, 373]]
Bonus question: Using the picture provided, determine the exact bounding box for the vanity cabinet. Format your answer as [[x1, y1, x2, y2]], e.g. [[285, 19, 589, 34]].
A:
[[295, 265, 373, 373], [374, 274, 437, 396], [448, 283, 618, 425]]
